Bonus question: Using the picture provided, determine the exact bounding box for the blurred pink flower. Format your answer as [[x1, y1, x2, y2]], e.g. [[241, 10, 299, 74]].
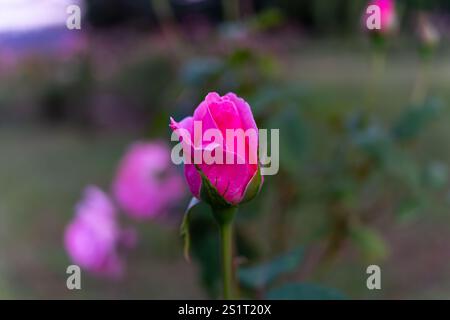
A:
[[64, 186, 135, 278], [113, 142, 185, 219]]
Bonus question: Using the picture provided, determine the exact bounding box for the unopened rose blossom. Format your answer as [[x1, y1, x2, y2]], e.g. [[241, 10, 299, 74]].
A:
[[170, 92, 263, 299], [113, 142, 185, 219], [64, 186, 135, 278], [170, 92, 263, 206]]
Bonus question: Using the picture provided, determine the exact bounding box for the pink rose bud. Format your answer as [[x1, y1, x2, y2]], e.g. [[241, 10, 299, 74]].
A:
[[113, 141, 185, 219], [64, 186, 134, 278], [170, 92, 263, 207]]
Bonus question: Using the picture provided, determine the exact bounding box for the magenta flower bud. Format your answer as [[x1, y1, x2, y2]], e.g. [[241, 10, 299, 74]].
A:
[[64, 186, 135, 278], [113, 141, 185, 219], [170, 92, 263, 207]]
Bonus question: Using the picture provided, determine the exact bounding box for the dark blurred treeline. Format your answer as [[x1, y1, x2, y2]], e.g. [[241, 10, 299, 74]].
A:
[[86, 0, 450, 34]]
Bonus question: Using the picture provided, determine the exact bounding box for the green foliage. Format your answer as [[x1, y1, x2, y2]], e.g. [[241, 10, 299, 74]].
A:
[[179, 47, 449, 284], [250, 8, 285, 31], [187, 202, 222, 298], [180, 197, 201, 261], [269, 106, 306, 177], [392, 98, 443, 142], [396, 198, 424, 221], [179, 48, 449, 279], [423, 161, 449, 190], [112, 54, 177, 117], [181, 48, 278, 102], [180, 58, 223, 88], [349, 226, 387, 262], [238, 247, 304, 290]]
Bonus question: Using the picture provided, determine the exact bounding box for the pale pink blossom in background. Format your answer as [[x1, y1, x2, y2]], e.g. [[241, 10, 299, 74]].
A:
[[113, 142, 185, 219], [64, 186, 135, 278], [418, 13, 440, 48]]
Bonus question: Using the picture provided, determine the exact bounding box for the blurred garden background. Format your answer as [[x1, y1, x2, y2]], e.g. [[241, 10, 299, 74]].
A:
[[2, 0, 450, 299]]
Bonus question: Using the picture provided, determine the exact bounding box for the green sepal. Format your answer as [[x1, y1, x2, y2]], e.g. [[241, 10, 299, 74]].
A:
[[241, 166, 262, 204], [180, 197, 201, 262], [195, 165, 234, 209]]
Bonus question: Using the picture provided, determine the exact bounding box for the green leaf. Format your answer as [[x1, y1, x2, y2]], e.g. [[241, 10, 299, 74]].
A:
[[349, 226, 387, 262], [187, 204, 222, 298], [266, 283, 345, 300], [346, 114, 390, 164], [192, 230, 221, 298], [227, 48, 255, 67], [180, 197, 201, 261], [251, 8, 284, 31], [423, 161, 449, 190], [241, 166, 262, 204], [395, 198, 423, 221], [269, 106, 306, 176], [238, 247, 304, 290], [180, 57, 223, 87], [392, 98, 442, 142], [384, 150, 421, 192]]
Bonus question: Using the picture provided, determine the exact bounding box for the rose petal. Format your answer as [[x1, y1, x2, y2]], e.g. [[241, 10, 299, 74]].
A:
[[190, 150, 256, 205], [205, 92, 221, 103], [225, 92, 258, 132], [224, 93, 259, 164], [184, 163, 202, 199], [170, 115, 193, 132], [208, 99, 243, 134]]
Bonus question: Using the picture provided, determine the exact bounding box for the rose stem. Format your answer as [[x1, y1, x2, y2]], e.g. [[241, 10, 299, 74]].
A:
[[213, 206, 237, 300]]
